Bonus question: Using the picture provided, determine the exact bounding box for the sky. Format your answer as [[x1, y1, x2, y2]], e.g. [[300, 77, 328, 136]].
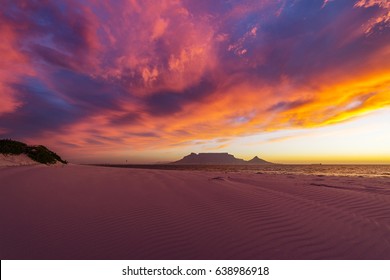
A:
[[0, 0, 390, 164]]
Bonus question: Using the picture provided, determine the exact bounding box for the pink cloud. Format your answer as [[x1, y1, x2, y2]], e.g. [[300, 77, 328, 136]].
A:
[[354, 0, 390, 34], [92, 0, 217, 95], [0, 23, 33, 115]]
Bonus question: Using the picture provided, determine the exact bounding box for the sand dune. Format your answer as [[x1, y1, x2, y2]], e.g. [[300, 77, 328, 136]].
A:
[[0, 165, 389, 259], [0, 154, 38, 167]]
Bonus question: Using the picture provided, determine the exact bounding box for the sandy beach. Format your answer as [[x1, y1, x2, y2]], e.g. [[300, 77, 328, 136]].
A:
[[0, 164, 389, 260]]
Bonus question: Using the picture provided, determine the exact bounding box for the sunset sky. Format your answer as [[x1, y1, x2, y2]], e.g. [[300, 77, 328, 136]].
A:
[[1, 0, 389, 164]]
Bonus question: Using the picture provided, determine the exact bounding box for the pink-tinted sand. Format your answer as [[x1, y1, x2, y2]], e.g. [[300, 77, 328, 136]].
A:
[[0, 164, 389, 259]]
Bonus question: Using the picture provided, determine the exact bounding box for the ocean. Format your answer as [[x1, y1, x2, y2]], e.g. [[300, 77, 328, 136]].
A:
[[97, 164, 390, 178]]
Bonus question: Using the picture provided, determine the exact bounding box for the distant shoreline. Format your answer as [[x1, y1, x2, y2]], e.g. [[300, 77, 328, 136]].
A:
[[88, 163, 390, 178]]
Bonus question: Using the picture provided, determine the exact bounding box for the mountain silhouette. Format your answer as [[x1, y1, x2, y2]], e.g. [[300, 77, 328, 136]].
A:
[[172, 153, 272, 165], [247, 156, 271, 164]]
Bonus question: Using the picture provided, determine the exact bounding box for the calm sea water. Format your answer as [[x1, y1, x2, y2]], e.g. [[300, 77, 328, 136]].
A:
[[99, 164, 390, 178]]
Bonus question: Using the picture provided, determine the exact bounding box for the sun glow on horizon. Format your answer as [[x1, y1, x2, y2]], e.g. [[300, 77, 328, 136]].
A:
[[64, 108, 390, 165]]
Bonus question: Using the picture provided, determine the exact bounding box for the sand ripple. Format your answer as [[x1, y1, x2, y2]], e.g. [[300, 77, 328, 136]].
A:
[[0, 165, 389, 259]]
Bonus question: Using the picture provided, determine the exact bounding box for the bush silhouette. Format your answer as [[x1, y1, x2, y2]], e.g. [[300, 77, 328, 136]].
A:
[[0, 139, 28, 155]]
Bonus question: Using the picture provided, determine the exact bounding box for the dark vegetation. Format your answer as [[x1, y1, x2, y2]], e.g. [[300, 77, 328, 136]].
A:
[[0, 139, 67, 164]]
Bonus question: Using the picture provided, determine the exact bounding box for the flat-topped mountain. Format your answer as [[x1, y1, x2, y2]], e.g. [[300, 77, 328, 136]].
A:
[[172, 152, 272, 165]]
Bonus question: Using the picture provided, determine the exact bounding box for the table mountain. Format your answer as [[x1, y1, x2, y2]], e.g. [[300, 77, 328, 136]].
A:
[[172, 153, 272, 165]]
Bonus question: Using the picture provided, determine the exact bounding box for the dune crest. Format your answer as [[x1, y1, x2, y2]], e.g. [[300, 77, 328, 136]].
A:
[[0, 154, 38, 167], [0, 139, 67, 165]]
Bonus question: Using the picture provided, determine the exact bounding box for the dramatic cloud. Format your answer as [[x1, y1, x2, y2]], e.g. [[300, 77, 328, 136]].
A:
[[0, 0, 389, 161], [354, 0, 390, 33]]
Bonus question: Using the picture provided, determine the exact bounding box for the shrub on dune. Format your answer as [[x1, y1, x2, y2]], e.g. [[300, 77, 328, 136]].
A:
[[0, 139, 28, 155]]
